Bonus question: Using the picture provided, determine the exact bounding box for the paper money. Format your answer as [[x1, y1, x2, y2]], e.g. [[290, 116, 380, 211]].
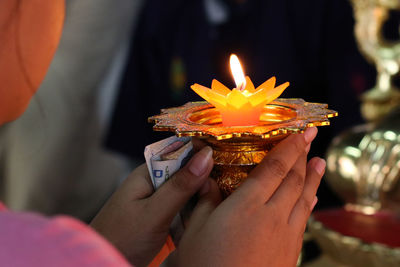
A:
[[144, 136, 193, 189]]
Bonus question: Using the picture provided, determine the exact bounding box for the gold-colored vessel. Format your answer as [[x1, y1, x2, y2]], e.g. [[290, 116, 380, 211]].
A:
[[149, 99, 337, 196], [351, 0, 400, 121], [326, 110, 400, 214], [324, 0, 400, 217], [309, 1, 400, 266]]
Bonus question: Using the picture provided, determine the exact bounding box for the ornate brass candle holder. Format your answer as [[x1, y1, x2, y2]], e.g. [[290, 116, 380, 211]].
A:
[[149, 99, 337, 196]]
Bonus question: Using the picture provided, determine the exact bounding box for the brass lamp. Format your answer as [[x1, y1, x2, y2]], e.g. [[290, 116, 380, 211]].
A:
[[149, 100, 337, 196]]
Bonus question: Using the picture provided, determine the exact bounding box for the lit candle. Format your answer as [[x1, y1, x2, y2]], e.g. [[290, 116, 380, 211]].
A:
[[191, 54, 289, 126]]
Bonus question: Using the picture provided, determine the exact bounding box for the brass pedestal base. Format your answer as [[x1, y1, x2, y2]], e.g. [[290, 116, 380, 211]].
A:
[[205, 136, 286, 196]]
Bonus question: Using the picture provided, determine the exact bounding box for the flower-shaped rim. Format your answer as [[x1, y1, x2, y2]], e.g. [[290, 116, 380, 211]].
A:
[[149, 99, 338, 140]]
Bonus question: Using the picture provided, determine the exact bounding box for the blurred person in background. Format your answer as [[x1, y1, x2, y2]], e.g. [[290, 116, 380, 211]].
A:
[[0, 0, 143, 221]]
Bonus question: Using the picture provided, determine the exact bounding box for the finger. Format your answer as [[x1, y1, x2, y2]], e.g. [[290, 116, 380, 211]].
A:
[[185, 179, 222, 234], [266, 150, 307, 219], [118, 164, 155, 200], [192, 137, 207, 152], [148, 146, 214, 226], [288, 157, 325, 227], [235, 127, 318, 203]]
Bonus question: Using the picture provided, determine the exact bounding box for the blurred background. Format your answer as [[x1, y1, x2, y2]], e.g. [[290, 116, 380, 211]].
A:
[[0, 0, 383, 264]]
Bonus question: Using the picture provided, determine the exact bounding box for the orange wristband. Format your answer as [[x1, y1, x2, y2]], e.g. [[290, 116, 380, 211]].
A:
[[148, 235, 176, 267]]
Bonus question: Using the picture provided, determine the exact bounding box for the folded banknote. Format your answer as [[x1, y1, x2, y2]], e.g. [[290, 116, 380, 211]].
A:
[[144, 136, 193, 189]]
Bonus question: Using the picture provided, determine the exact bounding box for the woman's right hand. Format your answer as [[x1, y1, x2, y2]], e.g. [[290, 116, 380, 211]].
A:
[[176, 127, 325, 267]]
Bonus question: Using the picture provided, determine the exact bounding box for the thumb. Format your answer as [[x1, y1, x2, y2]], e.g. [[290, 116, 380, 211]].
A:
[[148, 146, 214, 226]]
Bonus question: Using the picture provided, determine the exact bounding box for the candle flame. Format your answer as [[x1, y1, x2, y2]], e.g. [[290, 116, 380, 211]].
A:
[[230, 54, 246, 91]]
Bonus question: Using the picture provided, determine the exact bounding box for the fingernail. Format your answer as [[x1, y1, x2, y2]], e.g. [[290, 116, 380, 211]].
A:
[[314, 158, 326, 175], [188, 146, 213, 176], [199, 180, 211, 195], [304, 127, 318, 143], [311, 196, 318, 211]]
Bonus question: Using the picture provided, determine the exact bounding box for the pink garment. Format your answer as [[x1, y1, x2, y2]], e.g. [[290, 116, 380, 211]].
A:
[[0, 205, 131, 267]]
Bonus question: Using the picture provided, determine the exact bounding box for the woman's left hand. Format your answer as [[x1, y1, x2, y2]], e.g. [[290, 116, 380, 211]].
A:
[[90, 146, 214, 267]]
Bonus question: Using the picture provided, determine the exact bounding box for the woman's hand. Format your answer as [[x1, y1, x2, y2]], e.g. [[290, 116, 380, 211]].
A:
[[175, 127, 325, 267], [90, 146, 214, 267]]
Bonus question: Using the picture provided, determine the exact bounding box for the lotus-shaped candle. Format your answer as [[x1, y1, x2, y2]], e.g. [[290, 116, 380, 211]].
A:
[[191, 54, 289, 126]]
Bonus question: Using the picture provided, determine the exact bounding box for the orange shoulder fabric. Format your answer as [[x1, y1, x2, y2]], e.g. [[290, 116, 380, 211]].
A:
[[0, 0, 65, 124]]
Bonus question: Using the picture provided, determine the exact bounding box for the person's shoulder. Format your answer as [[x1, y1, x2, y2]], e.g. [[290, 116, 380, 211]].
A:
[[0, 211, 131, 267]]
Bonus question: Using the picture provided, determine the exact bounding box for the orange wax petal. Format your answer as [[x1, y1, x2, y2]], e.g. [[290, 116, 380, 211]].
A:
[[266, 82, 289, 101], [191, 84, 212, 102], [247, 89, 269, 106], [191, 83, 226, 107], [244, 76, 256, 93], [226, 89, 249, 109], [211, 79, 231, 96], [207, 90, 227, 107], [249, 81, 289, 106], [248, 85, 271, 106], [256, 76, 276, 92]]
